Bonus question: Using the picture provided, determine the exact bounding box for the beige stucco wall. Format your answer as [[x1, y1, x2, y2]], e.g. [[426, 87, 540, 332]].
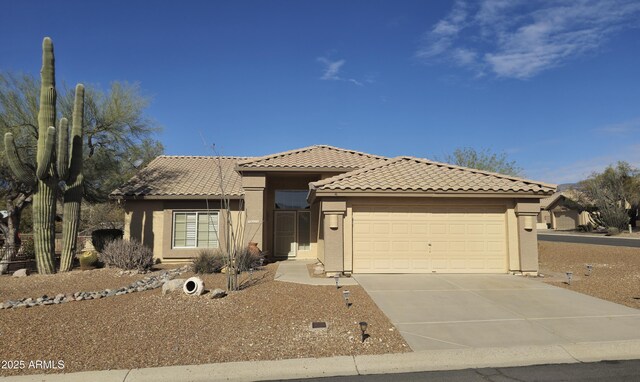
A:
[[123, 199, 243, 262], [242, 174, 266, 249], [506, 201, 521, 272], [320, 200, 346, 275], [318, 196, 539, 275], [515, 199, 540, 274], [123, 200, 162, 251]]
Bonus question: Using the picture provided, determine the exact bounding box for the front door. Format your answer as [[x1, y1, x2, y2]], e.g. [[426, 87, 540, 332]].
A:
[[274, 211, 297, 257], [274, 210, 311, 258]]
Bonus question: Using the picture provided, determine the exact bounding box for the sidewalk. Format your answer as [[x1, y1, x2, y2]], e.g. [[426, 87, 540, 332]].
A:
[[3, 341, 640, 381], [273, 259, 358, 286]]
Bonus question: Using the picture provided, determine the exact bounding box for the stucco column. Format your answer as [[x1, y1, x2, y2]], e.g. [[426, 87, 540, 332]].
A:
[[242, 174, 266, 248], [515, 199, 541, 274], [321, 200, 346, 276]]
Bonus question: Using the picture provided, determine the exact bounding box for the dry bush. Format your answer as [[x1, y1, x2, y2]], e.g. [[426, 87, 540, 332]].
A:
[[192, 249, 225, 274], [99, 239, 154, 271]]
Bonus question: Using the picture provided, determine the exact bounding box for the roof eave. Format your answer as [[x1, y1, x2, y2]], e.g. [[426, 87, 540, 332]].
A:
[[312, 190, 554, 199], [109, 194, 245, 201], [236, 166, 360, 173]]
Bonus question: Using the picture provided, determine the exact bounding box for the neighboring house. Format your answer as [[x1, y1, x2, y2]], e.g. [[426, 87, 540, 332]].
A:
[[110, 145, 555, 275], [538, 191, 591, 230]]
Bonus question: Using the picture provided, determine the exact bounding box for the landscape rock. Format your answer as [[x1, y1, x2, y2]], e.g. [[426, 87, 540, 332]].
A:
[[209, 288, 227, 299], [12, 268, 28, 277], [1, 266, 190, 309], [162, 278, 186, 295]]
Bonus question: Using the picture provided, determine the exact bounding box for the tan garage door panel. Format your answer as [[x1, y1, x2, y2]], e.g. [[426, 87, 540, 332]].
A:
[[353, 205, 507, 273], [555, 211, 578, 230]]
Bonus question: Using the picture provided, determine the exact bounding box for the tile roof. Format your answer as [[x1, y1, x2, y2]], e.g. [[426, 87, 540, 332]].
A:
[[540, 190, 588, 209], [237, 145, 386, 170], [110, 156, 248, 199], [310, 156, 556, 195]]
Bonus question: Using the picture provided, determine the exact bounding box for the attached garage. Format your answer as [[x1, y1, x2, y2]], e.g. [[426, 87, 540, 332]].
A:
[[309, 156, 556, 275], [554, 210, 579, 230], [352, 204, 507, 273]]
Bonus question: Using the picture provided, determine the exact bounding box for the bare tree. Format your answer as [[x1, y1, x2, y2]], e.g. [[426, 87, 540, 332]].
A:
[[579, 162, 637, 230], [441, 147, 522, 176], [0, 72, 163, 255]]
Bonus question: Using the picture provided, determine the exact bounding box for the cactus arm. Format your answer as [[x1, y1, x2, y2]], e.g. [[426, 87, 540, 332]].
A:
[[41, 37, 55, 88], [3, 132, 37, 186], [68, 84, 84, 181], [59, 84, 84, 272], [57, 118, 69, 180], [35, 126, 56, 180]]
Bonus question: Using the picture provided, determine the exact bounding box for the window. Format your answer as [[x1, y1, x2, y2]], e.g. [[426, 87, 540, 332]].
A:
[[297, 211, 310, 251], [173, 211, 219, 248], [275, 190, 309, 209]]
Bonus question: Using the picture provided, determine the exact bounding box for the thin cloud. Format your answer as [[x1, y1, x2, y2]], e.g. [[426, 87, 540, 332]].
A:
[[317, 56, 364, 86], [417, 0, 640, 79], [317, 57, 345, 80], [596, 117, 640, 134], [527, 144, 640, 184]]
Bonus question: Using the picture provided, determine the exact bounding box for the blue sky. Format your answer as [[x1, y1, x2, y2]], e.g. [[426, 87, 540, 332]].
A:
[[1, 0, 640, 184]]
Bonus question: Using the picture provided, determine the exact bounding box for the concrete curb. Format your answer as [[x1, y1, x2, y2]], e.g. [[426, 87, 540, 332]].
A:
[[3, 340, 640, 381], [538, 232, 640, 240]]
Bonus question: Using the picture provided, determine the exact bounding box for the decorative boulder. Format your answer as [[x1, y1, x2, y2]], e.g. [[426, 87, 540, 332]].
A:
[[209, 288, 227, 299], [12, 269, 28, 278], [162, 278, 185, 295]]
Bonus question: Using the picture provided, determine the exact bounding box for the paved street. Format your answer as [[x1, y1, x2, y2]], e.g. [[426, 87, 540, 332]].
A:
[[283, 359, 640, 382], [538, 232, 640, 247]]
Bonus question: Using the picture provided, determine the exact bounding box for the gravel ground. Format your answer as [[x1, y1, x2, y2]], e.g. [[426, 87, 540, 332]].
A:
[[538, 241, 640, 309], [0, 263, 408, 376]]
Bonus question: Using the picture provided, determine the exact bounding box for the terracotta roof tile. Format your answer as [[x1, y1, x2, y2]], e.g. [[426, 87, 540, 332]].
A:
[[237, 145, 386, 170], [540, 189, 587, 209], [110, 156, 248, 199], [311, 156, 556, 195]]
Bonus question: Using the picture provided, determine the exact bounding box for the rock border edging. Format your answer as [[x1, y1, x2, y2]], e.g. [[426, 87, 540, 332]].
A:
[[0, 266, 190, 309]]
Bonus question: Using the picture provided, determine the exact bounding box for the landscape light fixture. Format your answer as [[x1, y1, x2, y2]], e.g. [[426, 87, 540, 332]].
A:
[[586, 264, 593, 276], [343, 290, 351, 307], [334, 274, 340, 289], [359, 321, 368, 343], [566, 272, 573, 285]]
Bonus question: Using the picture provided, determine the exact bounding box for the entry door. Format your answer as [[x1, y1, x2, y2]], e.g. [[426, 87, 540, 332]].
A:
[[274, 211, 297, 257]]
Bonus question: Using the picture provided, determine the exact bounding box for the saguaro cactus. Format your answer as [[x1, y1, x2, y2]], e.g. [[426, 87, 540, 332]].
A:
[[3, 37, 84, 274], [59, 84, 84, 272]]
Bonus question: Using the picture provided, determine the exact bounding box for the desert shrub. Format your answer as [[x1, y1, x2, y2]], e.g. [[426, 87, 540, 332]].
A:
[[78, 251, 98, 269], [192, 249, 225, 274], [99, 239, 154, 271], [91, 229, 123, 252], [577, 223, 594, 233], [235, 247, 265, 272], [19, 237, 35, 259], [606, 227, 621, 236]]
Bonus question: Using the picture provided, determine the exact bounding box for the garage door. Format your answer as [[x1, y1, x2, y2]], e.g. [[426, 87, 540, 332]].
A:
[[352, 204, 507, 273], [554, 211, 578, 230]]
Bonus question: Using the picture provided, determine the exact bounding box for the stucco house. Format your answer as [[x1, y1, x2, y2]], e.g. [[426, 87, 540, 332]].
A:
[[538, 191, 591, 230], [110, 145, 556, 275]]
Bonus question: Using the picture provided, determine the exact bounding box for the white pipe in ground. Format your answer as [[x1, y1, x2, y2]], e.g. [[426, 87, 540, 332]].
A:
[[183, 277, 205, 296]]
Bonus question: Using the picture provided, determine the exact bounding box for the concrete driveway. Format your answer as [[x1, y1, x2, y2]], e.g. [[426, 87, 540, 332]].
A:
[[354, 274, 640, 351]]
